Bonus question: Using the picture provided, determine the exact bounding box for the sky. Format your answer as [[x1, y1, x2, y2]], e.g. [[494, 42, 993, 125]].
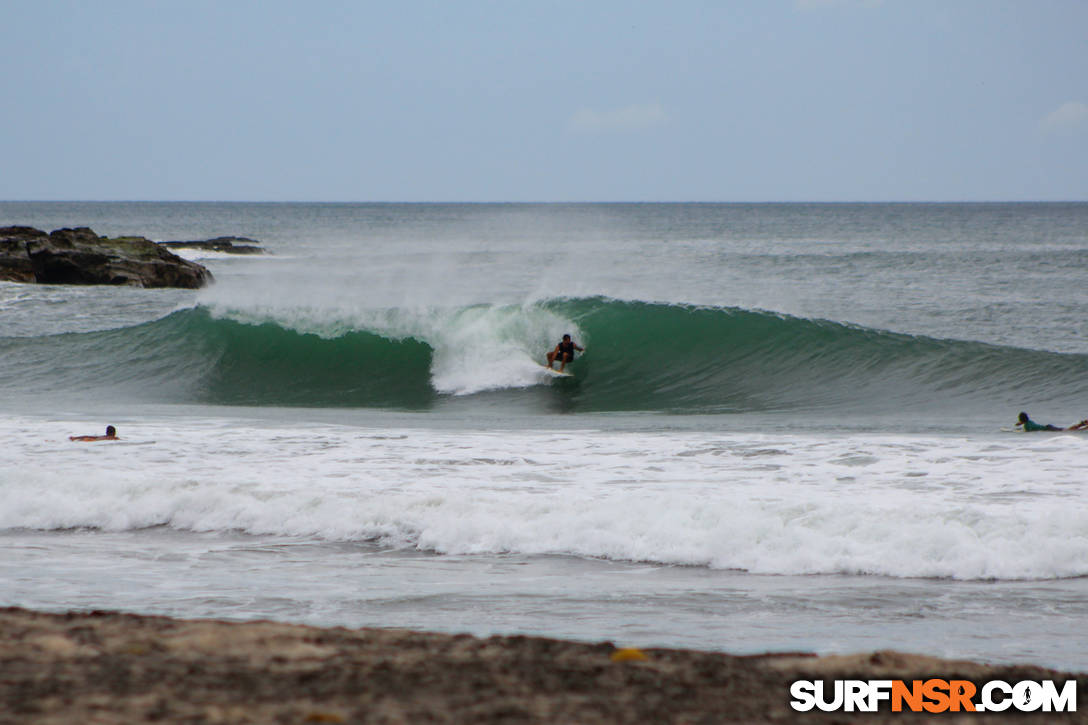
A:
[[3, 0, 1087, 202]]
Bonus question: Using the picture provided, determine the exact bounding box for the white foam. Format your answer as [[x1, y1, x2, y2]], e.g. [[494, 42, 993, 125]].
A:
[[168, 248, 237, 262], [5, 416, 1087, 581]]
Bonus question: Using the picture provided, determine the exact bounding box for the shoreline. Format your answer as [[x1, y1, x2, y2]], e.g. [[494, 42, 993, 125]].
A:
[[2, 607, 1083, 724]]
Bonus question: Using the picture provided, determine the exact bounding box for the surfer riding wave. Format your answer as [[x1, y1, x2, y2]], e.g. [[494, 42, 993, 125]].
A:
[[546, 334, 584, 374]]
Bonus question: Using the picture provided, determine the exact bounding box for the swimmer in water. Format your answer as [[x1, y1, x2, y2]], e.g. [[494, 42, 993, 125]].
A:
[[1015, 412, 1088, 432], [69, 425, 119, 442]]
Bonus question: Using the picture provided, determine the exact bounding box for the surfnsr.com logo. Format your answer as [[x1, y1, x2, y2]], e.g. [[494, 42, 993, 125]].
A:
[[790, 679, 1077, 713]]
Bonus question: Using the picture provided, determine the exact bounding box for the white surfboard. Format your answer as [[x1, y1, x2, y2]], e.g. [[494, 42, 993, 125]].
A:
[[539, 364, 573, 378]]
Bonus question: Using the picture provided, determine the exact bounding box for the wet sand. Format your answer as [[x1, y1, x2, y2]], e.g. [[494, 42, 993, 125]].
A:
[[1, 607, 1083, 724]]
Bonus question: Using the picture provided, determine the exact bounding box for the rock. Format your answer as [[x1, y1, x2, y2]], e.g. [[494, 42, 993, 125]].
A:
[[159, 236, 265, 254], [0, 226, 39, 283], [0, 226, 212, 289]]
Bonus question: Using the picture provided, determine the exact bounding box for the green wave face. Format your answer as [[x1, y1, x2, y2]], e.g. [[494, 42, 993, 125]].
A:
[[3, 307, 436, 409], [4, 298, 1086, 414], [541, 297, 1088, 414], [185, 312, 437, 407]]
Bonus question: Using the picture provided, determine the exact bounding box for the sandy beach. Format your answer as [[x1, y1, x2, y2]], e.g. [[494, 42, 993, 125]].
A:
[[1, 607, 1083, 724]]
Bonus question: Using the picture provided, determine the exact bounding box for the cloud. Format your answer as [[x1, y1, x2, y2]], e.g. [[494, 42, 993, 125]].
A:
[[795, 0, 883, 9], [567, 103, 668, 134], [1040, 101, 1088, 133]]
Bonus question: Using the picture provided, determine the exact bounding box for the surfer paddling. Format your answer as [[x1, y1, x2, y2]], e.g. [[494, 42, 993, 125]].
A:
[[1015, 412, 1088, 432], [69, 425, 119, 442], [546, 334, 584, 373]]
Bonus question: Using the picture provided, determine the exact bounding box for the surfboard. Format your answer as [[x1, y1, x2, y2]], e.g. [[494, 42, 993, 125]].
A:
[[539, 364, 573, 378]]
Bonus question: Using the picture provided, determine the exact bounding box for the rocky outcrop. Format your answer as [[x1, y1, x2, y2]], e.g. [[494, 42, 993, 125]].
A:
[[0, 607, 1083, 724], [160, 236, 265, 254], [0, 227, 38, 283], [0, 226, 212, 288]]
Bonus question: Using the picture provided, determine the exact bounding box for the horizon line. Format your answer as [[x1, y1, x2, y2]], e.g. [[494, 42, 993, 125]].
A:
[[2, 199, 1086, 205]]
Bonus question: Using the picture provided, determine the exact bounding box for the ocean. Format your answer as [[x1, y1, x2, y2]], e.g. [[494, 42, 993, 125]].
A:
[[2, 201, 1086, 671]]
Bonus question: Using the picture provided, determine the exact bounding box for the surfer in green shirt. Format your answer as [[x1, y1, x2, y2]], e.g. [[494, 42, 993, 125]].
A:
[[1015, 412, 1088, 432], [546, 334, 584, 373]]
